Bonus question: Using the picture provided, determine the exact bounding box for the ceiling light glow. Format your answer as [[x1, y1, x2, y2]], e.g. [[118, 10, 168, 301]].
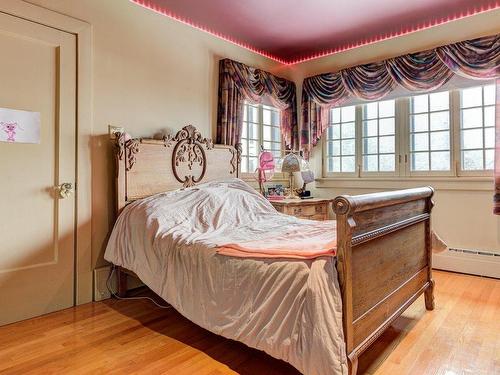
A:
[[130, 0, 500, 65]]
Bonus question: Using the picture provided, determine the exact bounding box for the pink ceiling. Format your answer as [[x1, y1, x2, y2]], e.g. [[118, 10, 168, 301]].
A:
[[132, 0, 500, 64]]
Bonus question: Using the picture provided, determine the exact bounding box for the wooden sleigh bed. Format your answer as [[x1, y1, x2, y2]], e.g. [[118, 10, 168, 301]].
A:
[[111, 125, 435, 375]]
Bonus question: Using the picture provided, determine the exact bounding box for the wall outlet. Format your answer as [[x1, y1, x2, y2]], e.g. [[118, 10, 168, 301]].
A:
[[94, 266, 115, 301], [108, 125, 124, 139]]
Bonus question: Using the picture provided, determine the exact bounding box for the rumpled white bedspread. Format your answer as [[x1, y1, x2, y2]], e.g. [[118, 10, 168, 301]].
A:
[[104, 178, 348, 375]]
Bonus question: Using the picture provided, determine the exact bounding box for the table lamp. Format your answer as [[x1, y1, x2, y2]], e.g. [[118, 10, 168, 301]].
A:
[[280, 152, 301, 199]]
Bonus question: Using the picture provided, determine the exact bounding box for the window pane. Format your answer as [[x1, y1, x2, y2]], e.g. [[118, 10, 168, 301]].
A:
[[327, 106, 357, 174], [328, 124, 341, 140], [431, 151, 450, 171], [263, 110, 271, 125], [461, 86, 482, 108], [379, 136, 395, 153], [379, 118, 395, 135], [248, 140, 258, 156], [363, 155, 378, 171], [342, 139, 355, 155], [484, 84, 496, 106], [411, 133, 429, 151], [379, 154, 395, 171], [459, 85, 495, 172], [241, 123, 248, 138], [363, 120, 378, 136], [263, 126, 271, 141], [362, 100, 395, 172], [412, 152, 429, 171], [485, 149, 494, 170], [484, 106, 495, 127], [411, 94, 428, 113], [249, 157, 258, 172], [462, 150, 483, 170], [363, 137, 377, 154], [240, 156, 248, 173], [248, 123, 259, 139], [364, 103, 378, 119], [341, 106, 356, 122], [271, 111, 280, 126], [461, 108, 483, 129], [379, 100, 395, 117], [329, 157, 341, 172], [331, 108, 341, 123], [485, 127, 495, 149], [430, 131, 450, 151], [342, 156, 356, 172], [248, 105, 259, 122], [342, 122, 355, 138], [429, 91, 449, 111], [241, 141, 248, 155], [430, 111, 449, 131], [411, 114, 428, 132], [461, 128, 483, 149]]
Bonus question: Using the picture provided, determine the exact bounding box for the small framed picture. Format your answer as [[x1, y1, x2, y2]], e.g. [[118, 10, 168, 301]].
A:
[[267, 184, 284, 198]]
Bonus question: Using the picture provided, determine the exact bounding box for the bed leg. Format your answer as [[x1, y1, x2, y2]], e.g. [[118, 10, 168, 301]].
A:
[[116, 267, 128, 298], [424, 278, 435, 311], [348, 354, 358, 375]]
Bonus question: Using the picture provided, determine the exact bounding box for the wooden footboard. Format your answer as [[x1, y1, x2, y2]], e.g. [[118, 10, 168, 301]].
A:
[[333, 187, 435, 375]]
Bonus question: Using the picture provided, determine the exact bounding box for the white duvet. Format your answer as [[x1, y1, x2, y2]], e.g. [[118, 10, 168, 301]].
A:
[[104, 178, 348, 375]]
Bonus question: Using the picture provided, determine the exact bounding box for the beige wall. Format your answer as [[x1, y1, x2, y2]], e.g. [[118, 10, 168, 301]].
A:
[[27, 0, 291, 269], [25, 0, 500, 279]]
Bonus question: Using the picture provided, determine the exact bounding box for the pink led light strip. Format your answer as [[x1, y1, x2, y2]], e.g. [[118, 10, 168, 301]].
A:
[[130, 0, 500, 65]]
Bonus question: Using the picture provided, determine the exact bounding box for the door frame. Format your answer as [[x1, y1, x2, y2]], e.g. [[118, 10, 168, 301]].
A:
[[0, 0, 92, 305]]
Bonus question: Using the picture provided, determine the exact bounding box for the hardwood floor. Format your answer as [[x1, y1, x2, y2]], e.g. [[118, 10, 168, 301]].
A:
[[0, 270, 498, 374]]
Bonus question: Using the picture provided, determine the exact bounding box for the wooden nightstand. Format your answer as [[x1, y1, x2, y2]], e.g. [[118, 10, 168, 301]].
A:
[[269, 198, 331, 221]]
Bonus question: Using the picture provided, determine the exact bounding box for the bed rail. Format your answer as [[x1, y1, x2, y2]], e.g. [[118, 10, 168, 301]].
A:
[[333, 187, 434, 375]]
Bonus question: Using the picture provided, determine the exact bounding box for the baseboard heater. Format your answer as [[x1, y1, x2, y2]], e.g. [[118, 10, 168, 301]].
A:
[[433, 247, 500, 279]]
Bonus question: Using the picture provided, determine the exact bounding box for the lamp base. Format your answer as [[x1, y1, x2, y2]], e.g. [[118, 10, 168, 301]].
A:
[[285, 172, 301, 199]]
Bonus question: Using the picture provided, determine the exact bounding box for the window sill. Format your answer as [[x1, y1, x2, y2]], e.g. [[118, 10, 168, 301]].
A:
[[315, 176, 494, 191]]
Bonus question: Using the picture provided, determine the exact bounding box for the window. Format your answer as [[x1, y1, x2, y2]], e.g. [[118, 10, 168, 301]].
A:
[[322, 83, 495, 178], [362, 100, 396, 173], [409, 92, 451, 172], [459, 84, 495, 171], [325, 105, 356, 173], [241, 101, 282, 173]]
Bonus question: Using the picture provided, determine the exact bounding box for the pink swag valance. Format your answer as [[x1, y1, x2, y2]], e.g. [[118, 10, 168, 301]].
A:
[[301, 34, 499, 155], [301, 34, 499, 214], [216, 59, 298, 151]]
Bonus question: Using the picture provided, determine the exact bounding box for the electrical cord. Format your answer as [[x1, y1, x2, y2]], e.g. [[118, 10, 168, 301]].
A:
[[106, 265, 171, 309]]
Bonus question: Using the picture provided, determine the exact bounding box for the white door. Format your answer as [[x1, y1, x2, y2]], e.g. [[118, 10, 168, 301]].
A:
[[0, 11, 76, 325]]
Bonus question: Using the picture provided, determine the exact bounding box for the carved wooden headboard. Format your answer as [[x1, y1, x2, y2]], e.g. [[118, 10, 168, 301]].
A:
[[114, 125, 240, 212]]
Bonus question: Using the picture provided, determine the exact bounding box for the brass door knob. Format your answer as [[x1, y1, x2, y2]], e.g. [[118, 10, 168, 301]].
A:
[[57, 183, 74, 199]]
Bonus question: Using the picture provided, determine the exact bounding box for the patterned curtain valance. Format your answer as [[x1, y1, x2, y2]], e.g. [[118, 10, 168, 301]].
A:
[[216, 58, 298, 151], [301, 34, 500, 156]]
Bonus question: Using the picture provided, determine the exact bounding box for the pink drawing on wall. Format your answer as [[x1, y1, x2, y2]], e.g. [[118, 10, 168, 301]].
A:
[[1, 122, 22, 142], [0, 108, 40, 144]]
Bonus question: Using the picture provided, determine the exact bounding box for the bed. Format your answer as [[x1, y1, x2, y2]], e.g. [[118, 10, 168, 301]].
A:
[[106, 125, 435, 375]]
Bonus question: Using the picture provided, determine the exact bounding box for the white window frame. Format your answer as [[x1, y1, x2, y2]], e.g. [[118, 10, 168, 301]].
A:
[[404, 92, 455, 177], [322, 106, 359, 178], [321, 84, 495, 179], [240, 101, 284, 178], [455, 87, 495, 177], [360, 99, 401, 177]]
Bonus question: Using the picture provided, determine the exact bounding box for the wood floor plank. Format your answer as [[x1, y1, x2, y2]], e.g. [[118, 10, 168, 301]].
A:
[[0, 271, 498, 375]]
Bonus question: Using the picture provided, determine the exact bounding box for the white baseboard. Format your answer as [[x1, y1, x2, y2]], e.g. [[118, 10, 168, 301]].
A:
[[433, 250, 500, 279]]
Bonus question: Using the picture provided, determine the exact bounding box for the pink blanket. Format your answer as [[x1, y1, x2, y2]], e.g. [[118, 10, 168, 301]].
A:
[[217, 220, 337, 259]]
